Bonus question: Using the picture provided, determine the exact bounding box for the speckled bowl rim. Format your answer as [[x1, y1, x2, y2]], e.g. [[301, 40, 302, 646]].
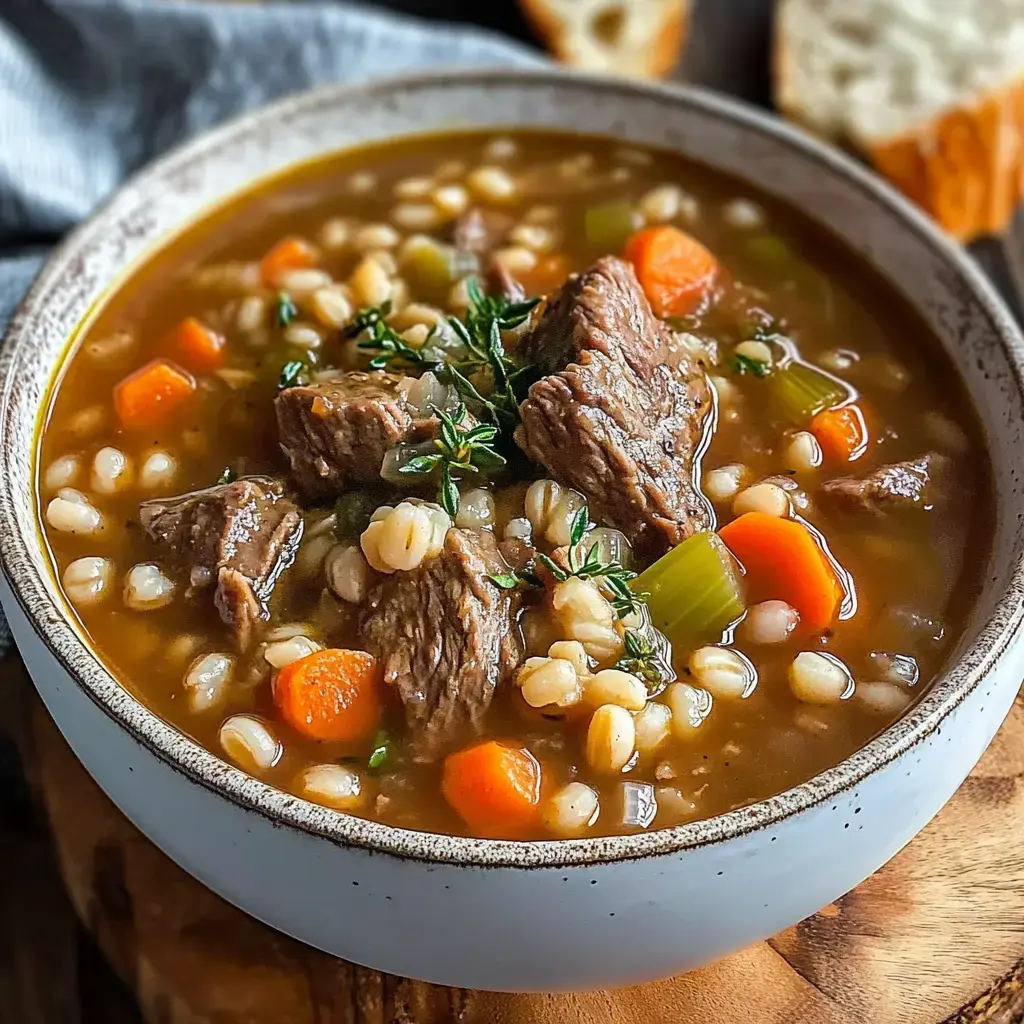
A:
[[2, 68, 1023, 869]]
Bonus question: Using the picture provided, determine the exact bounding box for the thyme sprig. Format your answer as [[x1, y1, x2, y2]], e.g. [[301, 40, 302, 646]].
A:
[[615, 627, 674, 690], [398, 404, 507, 517], [348, 300, 434, 371], [535, 508, 648, 619]]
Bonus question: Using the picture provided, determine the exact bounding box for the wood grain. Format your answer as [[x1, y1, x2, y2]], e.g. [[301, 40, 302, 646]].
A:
[[2, 654, 1023, 1024]]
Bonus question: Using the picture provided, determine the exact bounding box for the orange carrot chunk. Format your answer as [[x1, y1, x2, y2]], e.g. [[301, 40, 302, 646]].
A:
[[113, 359, 196, 430], [811, 404, 869, 463], [274, 648, 382, 744], [623, 225, 720, 317], [719, 512, 842, 632], [259, 236, 317, 287], [442, 741, 542, 833], [169, 316, 226, 372]]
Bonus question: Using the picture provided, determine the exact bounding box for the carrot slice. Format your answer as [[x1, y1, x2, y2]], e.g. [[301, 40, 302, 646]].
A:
[[623, 225, 719, 317], [113, 359, 196, 430], [442, 741, 542, 833], [518, 252, 572, 296], [274, 648, 382, 743], [719, 512, 842, 632], [259, 236, 317, 287], [169, 316, 226, 372], [811, 404, 869, 463]]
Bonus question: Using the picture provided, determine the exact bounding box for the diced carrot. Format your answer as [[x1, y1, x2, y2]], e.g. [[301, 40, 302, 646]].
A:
[[274, 648, 382, 743], [169, 316, 226, 372], [113, 359, 196, 430], [518, 252, 572, 297], [719, 512, 842, 632], [811, 404, 869, 463], [623, 225, 720, 317], [442, 741, 542, 833], [259, 236, 317, 287]]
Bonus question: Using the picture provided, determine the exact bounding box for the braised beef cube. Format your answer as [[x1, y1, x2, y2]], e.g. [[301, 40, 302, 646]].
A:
[[821, 453, 949, 514], [515, 257, 712, 558], [359, 528, 524, 761], [275, 371, 425, 500], [448, 207, 514, 254], [139, 476, 303, 649]]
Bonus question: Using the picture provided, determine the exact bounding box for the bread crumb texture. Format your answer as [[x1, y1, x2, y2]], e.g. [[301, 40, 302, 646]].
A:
[[776, 0, 1024, 239], [519, 0, 689, 79]]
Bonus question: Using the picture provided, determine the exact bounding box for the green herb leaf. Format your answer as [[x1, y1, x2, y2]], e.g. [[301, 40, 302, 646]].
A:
[[487, 572, 521, 590], [398, 454, 442, 476], [216, 466, 237, 485], [536, 551, 568, 582], [349, 301, 435, 371], [730, 352, 769, 378], [615, 627, 674, 689], [367, 730, 391, 770], [568, 506, 589, 548], [276, 291, 298, 327], [277, 359, 307, 390], [439, 463, 459, 518]]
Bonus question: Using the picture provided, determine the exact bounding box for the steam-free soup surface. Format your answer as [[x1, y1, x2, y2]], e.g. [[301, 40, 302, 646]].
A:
[[38, 131, 992, 839]]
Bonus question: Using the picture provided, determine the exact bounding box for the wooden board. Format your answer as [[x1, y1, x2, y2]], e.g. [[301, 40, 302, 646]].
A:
[[2, 655, 1024, 1024]]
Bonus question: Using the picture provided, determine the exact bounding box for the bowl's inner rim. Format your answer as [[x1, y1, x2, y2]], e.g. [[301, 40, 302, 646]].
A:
[[3, 68, 1024, 869]]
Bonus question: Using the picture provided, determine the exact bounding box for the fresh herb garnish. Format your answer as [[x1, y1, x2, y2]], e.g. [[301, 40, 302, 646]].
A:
[[616, 628, 673, 689], [277, 359, 307, 390], [347, 299, 434, 371], [398, 403, 507, 517], [487, 572, 522, 590], [441, 278, 540, 430], [345, 280, 540, 435], [216, 466, 237, 485], [367, 729, 391, 770], [536, 508, 648, 619], [276, 291, 298, 327], [487, 568, 544, 591], [730, 352, 769, 377]]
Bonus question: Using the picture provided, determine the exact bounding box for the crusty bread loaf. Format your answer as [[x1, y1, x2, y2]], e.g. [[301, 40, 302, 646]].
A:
[[519, 0, 690, 79], [774, 0, 1024, 241]]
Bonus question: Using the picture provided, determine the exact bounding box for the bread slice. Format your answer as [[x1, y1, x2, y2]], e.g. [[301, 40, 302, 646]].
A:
[[519, 0, 690, 79], [774, 0, 1024, 241]]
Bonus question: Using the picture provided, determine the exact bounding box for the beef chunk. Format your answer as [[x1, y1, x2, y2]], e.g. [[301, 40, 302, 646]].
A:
[[515, 257, 712, 558], [448, 207, 513, 254], [276, 371, 425, 499], [447, 207, 525, 300], [359, 529, 524, 761], [139, 477, 303, 649], [821, 453, 949, 514]]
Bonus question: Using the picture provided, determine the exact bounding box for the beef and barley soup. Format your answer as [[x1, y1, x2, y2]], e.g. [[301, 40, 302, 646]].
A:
[[38, 131, 992, 840]]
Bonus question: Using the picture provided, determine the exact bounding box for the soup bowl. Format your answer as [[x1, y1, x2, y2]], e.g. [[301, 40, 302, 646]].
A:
[[2, 70, 1024, 992]]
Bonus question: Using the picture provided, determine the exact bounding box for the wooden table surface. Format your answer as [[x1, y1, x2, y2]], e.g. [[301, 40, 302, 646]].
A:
[[3, 652, 1024, 1024]]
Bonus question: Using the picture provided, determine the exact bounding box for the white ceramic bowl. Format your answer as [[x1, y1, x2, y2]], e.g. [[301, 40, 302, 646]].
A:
[[2, 70, 1024, 993]]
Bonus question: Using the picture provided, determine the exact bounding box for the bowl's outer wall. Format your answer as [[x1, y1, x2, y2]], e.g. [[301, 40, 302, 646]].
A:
[[6, 573, 1021, 990], [2, 72, 1024, 989]]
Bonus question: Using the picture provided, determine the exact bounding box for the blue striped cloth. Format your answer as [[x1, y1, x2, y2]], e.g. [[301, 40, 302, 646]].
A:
[[0, 0, 537, 656]]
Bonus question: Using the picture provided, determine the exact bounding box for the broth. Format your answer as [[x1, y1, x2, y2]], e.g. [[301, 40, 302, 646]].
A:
[[37, 131, 992, 839]]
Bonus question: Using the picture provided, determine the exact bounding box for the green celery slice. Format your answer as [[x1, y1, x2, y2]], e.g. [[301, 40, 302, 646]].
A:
[[584, 200, 636, 249], [632, 532, 745, 644], [770, 361, 849, 424]]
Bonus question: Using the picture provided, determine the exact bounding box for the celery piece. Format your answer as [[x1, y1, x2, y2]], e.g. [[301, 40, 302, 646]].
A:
[[584, 200, 636, 249], [770, 361, 849, 425], [405, 241, 478, 297], [745, 234, 795, 273], [632, 532, 745, 644]]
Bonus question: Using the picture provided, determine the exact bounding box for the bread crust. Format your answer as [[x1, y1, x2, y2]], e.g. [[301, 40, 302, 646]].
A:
[[519, 0, 689, 80], [772, 4, 1024, 241], [865, 82, 1024, 241]]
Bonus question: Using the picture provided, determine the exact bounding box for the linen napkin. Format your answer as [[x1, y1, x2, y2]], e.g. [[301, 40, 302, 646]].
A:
[[0, 0, 538, 655]]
